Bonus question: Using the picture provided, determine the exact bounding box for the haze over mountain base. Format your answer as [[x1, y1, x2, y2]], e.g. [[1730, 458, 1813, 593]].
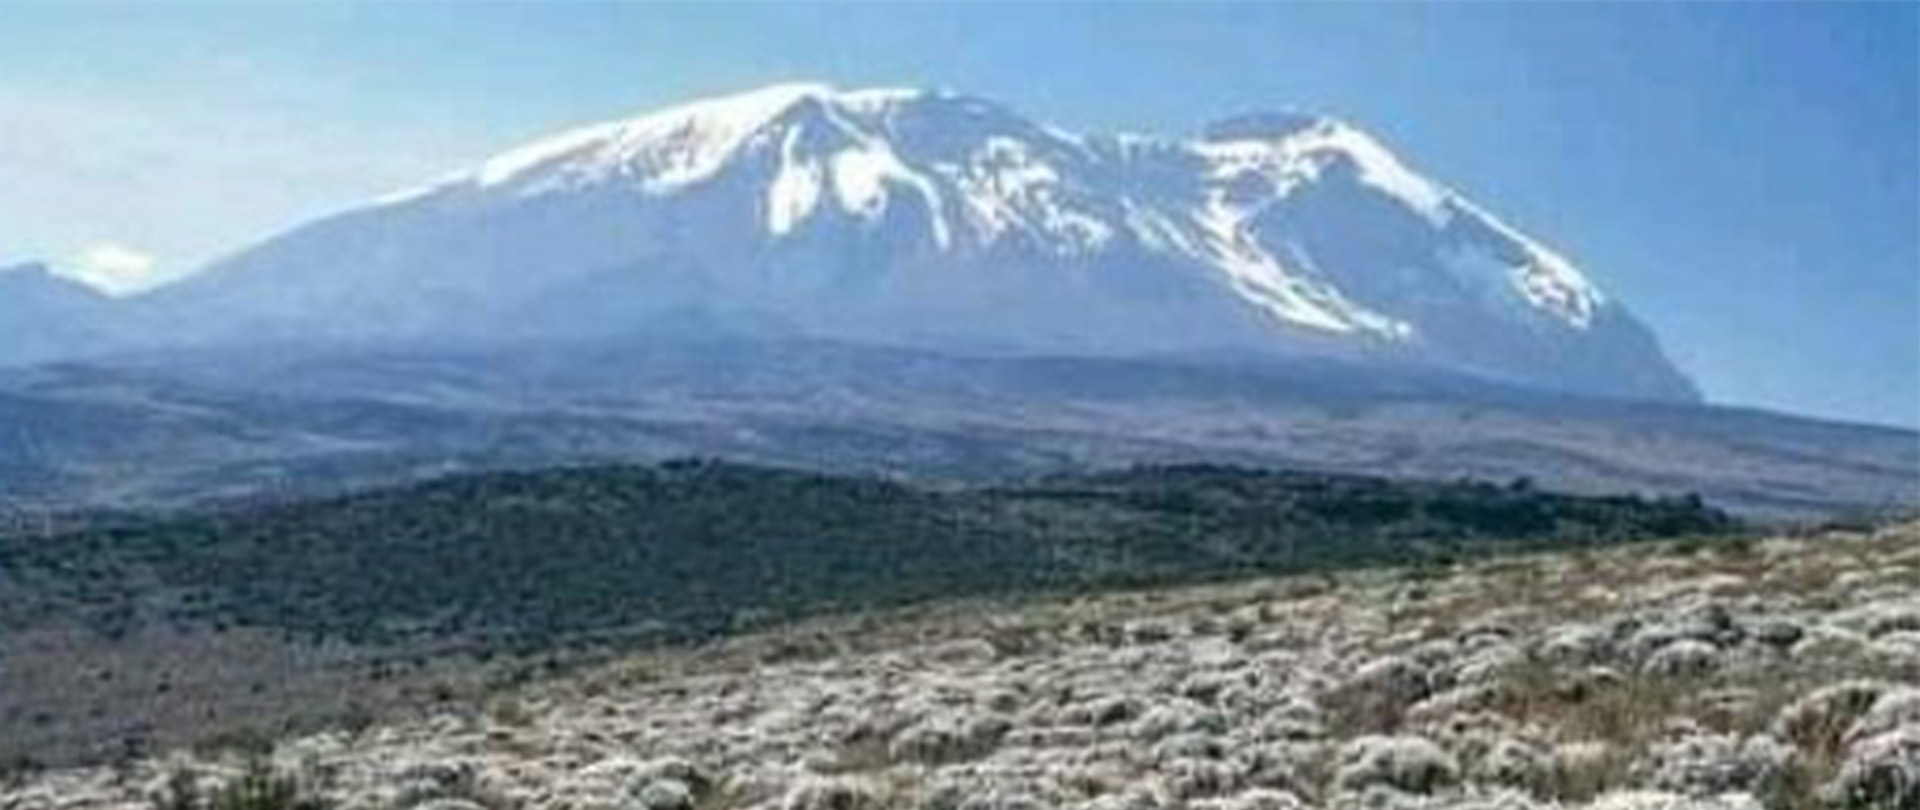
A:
[[0, 339, 1910, 521]]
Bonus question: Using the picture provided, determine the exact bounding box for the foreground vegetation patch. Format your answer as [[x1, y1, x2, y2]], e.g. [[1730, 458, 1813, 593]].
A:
[[0, 461, 1734, 655]]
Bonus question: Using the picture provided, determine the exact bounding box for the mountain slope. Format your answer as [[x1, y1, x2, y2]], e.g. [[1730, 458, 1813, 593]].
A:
[[145, 84, 1697, 401], [1, 342, 1909, 519], [0, 263, 118, 367]]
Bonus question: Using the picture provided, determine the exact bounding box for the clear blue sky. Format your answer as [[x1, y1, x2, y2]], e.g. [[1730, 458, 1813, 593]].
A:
[[0, 2, 1914, 427]]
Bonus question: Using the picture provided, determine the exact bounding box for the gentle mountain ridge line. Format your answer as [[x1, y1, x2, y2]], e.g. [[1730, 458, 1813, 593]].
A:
[[17, 83, 1691, 402], [0, 339, 1910, 519]]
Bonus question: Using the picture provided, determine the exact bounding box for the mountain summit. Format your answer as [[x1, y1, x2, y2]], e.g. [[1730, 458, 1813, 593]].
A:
[[148, 84, 1694, 401]]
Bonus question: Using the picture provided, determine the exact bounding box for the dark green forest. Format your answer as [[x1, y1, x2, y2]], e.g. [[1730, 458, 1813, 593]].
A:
[[0, 461, 1736, 655]]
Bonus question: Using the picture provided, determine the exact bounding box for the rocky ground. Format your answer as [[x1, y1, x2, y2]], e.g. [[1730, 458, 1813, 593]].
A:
[[4, 523, 1916, 810]]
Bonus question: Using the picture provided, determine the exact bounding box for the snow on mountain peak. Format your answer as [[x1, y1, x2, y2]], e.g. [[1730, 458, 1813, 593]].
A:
[[1199, 113, 1452, 224], [1283, 122, 1452, 222], [432, 85, 1621, 338], [256, 84, 1690, 401], [472, 83, 925, 195]]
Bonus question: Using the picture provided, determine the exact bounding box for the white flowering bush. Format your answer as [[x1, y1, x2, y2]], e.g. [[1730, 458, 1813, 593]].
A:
[[6, 523, 1916, 810]]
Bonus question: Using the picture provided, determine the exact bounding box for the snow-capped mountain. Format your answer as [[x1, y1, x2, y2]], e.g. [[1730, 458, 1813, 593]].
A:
[[145, 83, 1697, 401]]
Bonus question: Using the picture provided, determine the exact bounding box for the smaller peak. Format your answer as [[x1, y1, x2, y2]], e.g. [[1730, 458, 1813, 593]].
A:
[[1, 260, 53, 278], [0, 261, 114, 298], [1201, 110, 1341, 143]]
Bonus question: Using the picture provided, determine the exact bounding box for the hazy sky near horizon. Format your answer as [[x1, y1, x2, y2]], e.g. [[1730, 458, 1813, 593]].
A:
[[0, 2, 1914, 428]]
